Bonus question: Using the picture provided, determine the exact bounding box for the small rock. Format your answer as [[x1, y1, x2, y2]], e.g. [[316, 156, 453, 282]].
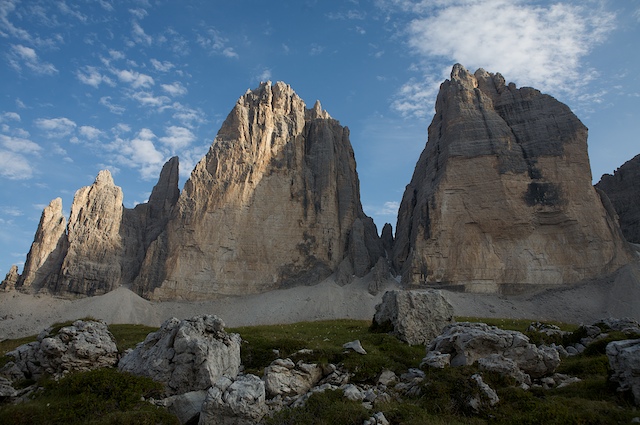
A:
[[376, 369, 397, 386], [342, 383, 365, 401], [420, 351, 450, 369], [468, 374, 499, 412], [343, 340, 367, 355]]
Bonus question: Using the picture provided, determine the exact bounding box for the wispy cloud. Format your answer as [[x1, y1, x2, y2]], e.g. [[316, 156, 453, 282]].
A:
[[57, 1, 88, 22], [99, 96, 125, 115], [1, 112, 20, 122], [131, 20, 152, 45], [387, 0, 616, 117], [161, 82, 187, 97], [76, 66, 115, 87], [196, 28, 239, 58], [115, 68, 154, 88], [0, 134, 42, 154], [150, 58, 175, 72], [159, 126, 195, 150], [34, 117, 77, 138], [8, 44, 58, 75], [109, 128, 166, 180], [129, 91, 170, 108], [79, 125, 103, 140], [0, 150, 34, 180]]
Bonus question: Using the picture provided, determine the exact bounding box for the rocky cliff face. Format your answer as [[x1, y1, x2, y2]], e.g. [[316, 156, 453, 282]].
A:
[[134, 82, 382, 300], [9, 82, 381, 300], [596, 154, 640, 244], [392, 64, 632, 292], [13, 158, 180, 297]]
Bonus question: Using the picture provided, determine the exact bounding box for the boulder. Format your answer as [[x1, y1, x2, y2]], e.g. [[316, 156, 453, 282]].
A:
[[2, 320, 118, 380], [606, 338, 640, 405], [118, 315, 241, 395], [199, 374, 267, 425], [392, 64, 632, 292], [468, 374, 499, 413], [372, 289, 455, 345], [161, 390, 208, 425], [477, 354, 531, 385], [427, 322, 560, 378], [262, 358, 323, 398]]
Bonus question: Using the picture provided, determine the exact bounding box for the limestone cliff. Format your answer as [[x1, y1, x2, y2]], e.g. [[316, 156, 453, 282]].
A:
[[392, 64, 632, 292], [12, 158, 180, 297], [596, 154, 640, 244], [134, 81, 382, 300]]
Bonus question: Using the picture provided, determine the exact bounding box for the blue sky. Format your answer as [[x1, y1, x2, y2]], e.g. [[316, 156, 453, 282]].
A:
[[1, 0, 639, 276]]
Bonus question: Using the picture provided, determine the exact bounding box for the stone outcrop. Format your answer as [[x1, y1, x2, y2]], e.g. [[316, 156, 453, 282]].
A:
[[199, 374, 267, 425], [135, 81, 382, 300], [16, 198, 67, 290], [426, 322, 560, 379], [0, 265, 19, 291], [262, 358, 323, 398], [606, 338, 640, 405], [372, 289, 455, 345], [393, 64, 632, 292], [596, 154, 640, 243], [1, 320, 118, 381], [118, 315, 241, 395], [10, 158, 180, 297]]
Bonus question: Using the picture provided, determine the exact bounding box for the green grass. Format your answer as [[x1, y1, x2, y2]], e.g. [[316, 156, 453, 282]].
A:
[[1, 317, 638, 424], [229, 319, 426, 381], [0, 368, 179, 425]]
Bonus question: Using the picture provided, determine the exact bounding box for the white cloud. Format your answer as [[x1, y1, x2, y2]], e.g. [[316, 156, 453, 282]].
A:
[[159, 126, 195, 150], [34, 117, 77, 138], [79, 125, 103, 140], [394, 0, 616, 117], [8, 44, 58, 75], [99, 96, 125, 114], [327, 10, 366, 20], [130, 91, 170, 108], [116, 69, 154, 88], [58, 1, 87, 22], [76, 66, 114, 88], [161, 82, 188, 97], [0, 206, 22, 217], [98, 0, 114, 12], [150, 58, 175, 72], [129, 8, 148, 19], [309, 44, 324, 55], [1, 112, 20, 122], [109, 49, 125, 60], [171, 103, 207, 127], [132, 21, 152, 45], [257, 69, 272, 82], [364, 201, 400, 217], [0, 134, 41, 154], [0, 150, 34, 180], [111, 128, 165, 179], [379, 0, 618, 117], [197, 28, 239, 58]]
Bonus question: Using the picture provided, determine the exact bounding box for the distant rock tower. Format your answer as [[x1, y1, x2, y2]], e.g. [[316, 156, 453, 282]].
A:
[[392, 64, 632, 292]]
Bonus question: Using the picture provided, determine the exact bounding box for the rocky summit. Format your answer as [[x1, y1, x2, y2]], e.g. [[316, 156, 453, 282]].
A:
[[596, 154, 640, 244], [392, 64, 632, 292], [7, 82, 383, 299]]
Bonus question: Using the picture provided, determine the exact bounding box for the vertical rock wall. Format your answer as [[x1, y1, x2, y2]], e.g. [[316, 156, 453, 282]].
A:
[[392, 64, 632, 292]]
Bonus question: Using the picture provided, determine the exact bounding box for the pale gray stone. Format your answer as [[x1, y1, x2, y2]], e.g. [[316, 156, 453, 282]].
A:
[[343, 339, 367, 355], [428, 322, 560, 378], [162, 390, 207, 425], [373, 289, 455, 345], [420, 351, 451, 369], [468, 374, 499, 412], [118, 315, 241, 395], [263, 358, 322, 398], [199, 374, 267, 425], [2, 320, 118, 380], [607, 338, 640, 405]]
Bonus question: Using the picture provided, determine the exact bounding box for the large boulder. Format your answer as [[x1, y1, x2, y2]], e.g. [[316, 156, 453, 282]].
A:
[[118, 315, 241, 395], [372, 289, 455, 345], [426, 322, 560, 378], [199, 374, 267, 425], [392, 64, 632, 292], [606, 339, 640, 405], [262, 358, 323, 398], [2, 320, 118, 380]]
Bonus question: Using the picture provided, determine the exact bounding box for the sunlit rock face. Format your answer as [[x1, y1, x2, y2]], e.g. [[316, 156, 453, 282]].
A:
[[392, 64, 632, 293], [134, 82, 382, 300]]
